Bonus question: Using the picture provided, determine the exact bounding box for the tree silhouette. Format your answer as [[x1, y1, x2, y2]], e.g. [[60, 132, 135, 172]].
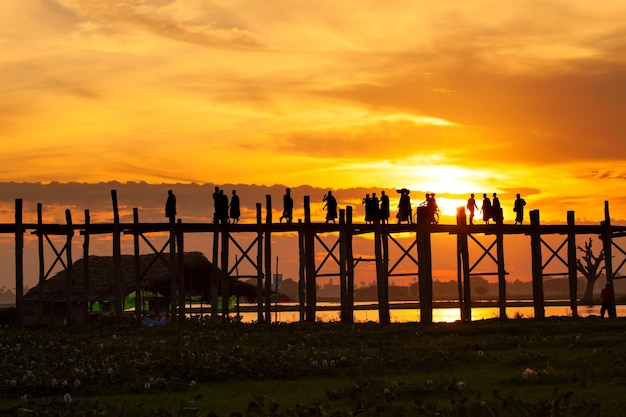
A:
[[576, 238, 605, 305]]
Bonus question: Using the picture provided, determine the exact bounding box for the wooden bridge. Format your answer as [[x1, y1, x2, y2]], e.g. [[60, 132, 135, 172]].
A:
[[3, 190, 626, 326]]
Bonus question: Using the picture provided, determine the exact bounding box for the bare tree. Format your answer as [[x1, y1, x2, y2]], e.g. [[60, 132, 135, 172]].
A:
[[576, 238, 605, 305]]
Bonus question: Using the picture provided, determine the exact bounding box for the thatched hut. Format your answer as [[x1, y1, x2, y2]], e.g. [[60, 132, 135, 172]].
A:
[[23, 251, 258, 325]]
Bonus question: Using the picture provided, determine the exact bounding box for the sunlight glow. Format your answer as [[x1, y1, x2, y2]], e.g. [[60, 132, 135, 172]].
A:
[[408, 166, 481, 195]]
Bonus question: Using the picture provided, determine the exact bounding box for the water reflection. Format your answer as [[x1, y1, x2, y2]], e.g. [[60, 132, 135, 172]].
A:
[[226, 302, 625, 323]]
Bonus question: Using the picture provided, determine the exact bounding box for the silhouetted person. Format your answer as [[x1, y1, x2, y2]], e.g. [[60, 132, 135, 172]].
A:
[[217, 189, 229, 224], [323, 191, 338, 223], [513, 193, 526, 225], [229, 190, 240, 224], [396, 188, 412, 224], [427, 193, 438, 223], [165, 189, 176, 223], [419, 193, 437, 224], [380, 191, 390, 224], [481, 193, 492, 224], [279, 188, 294, 223], [362, 193, 371, 223], [467, 193, 478, 225], [600, 282, 616, 318], [371, 192, 381, 223], [212, 186, 220, 222], [492, 192, 502, 224]]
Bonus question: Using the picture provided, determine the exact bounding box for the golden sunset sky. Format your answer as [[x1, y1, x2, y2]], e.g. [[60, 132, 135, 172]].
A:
[[1, 0, 625, 223]]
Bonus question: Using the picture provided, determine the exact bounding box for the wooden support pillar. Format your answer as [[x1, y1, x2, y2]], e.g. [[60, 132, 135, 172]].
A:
[[375, 220, 390, 324], [221, 224, 230, 321], [601, 201, 616, 318], [416, 207, 433, 324], [530, 209, 545, 319], [297, 219, 306, 322], [264, 195, 272, 322], [211, 214, 219, 321], [496, 224, 507, 320], [133, 209, 142, 321], [304, 196, 317, 322], [64, 209, 74, 326], [256, 203, 264, 323], [111, 190, 123, 321], [339, 209, 348, 322], [177, 219, 185, 322], [567, 211, 578, 318], [169, 211, 177, 322], [37, 203, 44, 326], [346, 206, 355, 321], [83, 209, 91, 322], [456, 207, 471, 321], [15, 199, 24, 327]]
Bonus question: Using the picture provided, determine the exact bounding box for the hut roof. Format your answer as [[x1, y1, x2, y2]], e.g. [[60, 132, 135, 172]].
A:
[[23, 251, 257, 303]]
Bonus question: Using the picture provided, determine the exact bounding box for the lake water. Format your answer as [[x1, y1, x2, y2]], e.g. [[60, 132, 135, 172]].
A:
[[226, 302, 625, 323]]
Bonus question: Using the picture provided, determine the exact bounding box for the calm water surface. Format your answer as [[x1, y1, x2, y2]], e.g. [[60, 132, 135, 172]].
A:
[[229, 302, 626, 323]]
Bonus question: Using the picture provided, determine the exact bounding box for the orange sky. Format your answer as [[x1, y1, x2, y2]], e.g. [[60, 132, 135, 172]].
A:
[[1, 1, 625, 289]]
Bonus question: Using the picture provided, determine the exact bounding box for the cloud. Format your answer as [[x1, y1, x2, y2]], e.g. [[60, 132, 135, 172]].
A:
[[52, 0, 263, 49]]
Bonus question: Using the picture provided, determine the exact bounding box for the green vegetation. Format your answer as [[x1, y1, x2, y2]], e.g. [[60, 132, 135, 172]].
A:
[[1, 318, 626, 416]]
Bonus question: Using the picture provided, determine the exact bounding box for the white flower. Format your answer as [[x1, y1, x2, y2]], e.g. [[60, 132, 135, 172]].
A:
[[63, 393, 72, 404], [144, 382, 151, 390], [477, 350, 484, 357], [51, 378, 58, 387], [330, 360, 336, 367], [74, 379, 81, 388], [189, 380, 196, 386], [383, 388, 391, 395], [61, 379, 68, 387], [322, 359, 328, 367], [522, 371, 529, 379], [426, 379, 433, 385], [107, 368, 114, 375], [10, 379, 16, 386]]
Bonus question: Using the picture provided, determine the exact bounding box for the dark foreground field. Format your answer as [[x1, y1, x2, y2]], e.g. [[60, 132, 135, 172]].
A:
[[1, 318, 626, 416]]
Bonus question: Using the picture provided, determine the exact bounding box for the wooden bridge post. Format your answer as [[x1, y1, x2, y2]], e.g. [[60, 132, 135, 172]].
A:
[[530, 209, 545, 319], [83, 210, 91, 322], [304, 196, 316, 322], [169, 208, 177, 322], [111, 190, 123, 321], [496, 222, 507, 319], [601, 201, 616, 318], [375, 219, 390, 324], [177, 219, 185, 322], [36, 203, 44, 326], [133, 209, 142, 321], [256, 203, 264, 322], [416, 207, 433, 324], [211, 214, 219, 321], [15, 199, 24, 327], [339, 209, 348, 322], [221, 223, 230, 321], [346, 206, 355, 321], [264, 195, 272, 322], [64, 209, 74, 325], [297, 219, 306, 322], [567, 211, 578, 318], [456, 207, 471, 321]]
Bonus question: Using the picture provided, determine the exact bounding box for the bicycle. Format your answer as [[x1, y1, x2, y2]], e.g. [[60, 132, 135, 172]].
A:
[[414, 206, 439, 225]]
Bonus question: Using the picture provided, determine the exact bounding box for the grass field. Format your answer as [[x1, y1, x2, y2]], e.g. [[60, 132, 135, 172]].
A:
[[1, 317, 625, 416]]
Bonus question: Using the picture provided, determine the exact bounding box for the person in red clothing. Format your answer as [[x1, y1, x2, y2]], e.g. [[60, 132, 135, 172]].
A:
[[600, 282, 615, 319]]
